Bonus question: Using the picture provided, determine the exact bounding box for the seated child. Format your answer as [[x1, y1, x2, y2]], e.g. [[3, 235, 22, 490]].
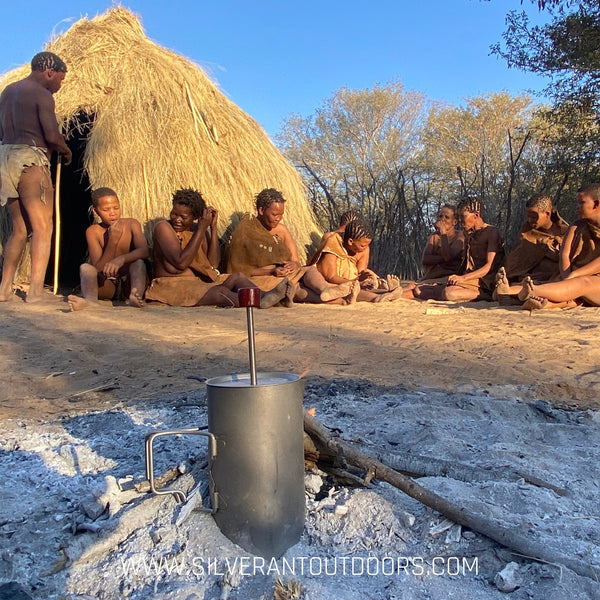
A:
[[145, 188, 292, 307], [67, 187, 149, 311], [314, 220, 405, 302], [517, 183, 600, 310], [419, 204, 464, 281], [307, 209, 361, 265]]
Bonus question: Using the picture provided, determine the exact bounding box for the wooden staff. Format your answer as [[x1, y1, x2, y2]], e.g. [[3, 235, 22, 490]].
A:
[[53, 158, 62, 295]]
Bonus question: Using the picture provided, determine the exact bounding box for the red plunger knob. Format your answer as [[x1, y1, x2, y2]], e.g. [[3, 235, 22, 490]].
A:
[[238, 287, 261, 308]]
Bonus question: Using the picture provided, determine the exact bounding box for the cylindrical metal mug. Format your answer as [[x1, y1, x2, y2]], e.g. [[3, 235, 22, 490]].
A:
[[206, 372, 305, 558], [144, 371, 305, 559]]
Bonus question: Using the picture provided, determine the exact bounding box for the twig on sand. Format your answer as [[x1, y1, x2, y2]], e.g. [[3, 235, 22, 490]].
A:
[[66, 381, 119, 402]]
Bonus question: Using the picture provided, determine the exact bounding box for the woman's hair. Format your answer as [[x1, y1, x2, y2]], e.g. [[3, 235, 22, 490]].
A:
[[526, 194, 553, 212], [343, 219, 373, 243], [255, 188, 285, 211], [339, 210, 360, 227], [457, 196, 482, 215], [172, 188, 206, 218]]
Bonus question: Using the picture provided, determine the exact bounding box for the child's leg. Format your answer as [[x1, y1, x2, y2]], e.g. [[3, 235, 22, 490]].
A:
[[300, 266, 352, 302], [442, 283, 481, 302], [68, 264, 106, 311], [519, 275, 600, 307], [127, 259, 148, 308]]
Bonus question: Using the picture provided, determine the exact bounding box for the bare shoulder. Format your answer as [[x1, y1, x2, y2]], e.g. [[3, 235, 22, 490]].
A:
[[153, 219, 174, 239], [86, 223, 105, 237], [121, 217, 144, 231], [275, 222, 295, 242]]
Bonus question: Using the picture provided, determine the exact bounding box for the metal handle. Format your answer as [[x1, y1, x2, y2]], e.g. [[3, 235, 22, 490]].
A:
[[144, 428, 218, 511]]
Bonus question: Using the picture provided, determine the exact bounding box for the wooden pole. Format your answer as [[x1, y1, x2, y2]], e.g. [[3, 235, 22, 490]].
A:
[[53, 159, 62, 295]]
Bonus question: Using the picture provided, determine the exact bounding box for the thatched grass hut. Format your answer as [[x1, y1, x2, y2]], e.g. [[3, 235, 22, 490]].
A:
[[0, 7, 320, 287]]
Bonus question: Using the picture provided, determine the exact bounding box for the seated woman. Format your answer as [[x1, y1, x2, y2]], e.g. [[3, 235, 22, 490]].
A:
[[227, 188, 357, 304], [314, 220, 405, 302], [493, 194, 569, 303], [307, 209, 360, 265], [144, 188, 291, 307], [419, 204, 464, 282], [516, 183, 600, 310]]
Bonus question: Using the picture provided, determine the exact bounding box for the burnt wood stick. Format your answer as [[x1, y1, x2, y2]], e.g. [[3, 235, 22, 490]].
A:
[[303, 411, 598, 581]]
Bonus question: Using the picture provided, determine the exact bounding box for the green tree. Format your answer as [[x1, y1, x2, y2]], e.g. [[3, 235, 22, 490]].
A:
[[276, 81, 430, 278], [492, 1, 600, 112], [424, 93, 538, 246]]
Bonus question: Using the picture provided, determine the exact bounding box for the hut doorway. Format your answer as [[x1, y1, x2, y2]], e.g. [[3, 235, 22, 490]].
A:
[[48, 112, 94, 291]]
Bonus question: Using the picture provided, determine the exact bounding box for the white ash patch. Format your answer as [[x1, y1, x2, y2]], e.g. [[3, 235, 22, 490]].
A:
[[0, 383, 599, 599], [305, 487, 413, 553]]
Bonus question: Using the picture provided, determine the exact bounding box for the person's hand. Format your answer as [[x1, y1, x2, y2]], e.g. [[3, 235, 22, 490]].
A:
[[208, 206, 218, 228], [107, 219, 124, 239], [447, 274, 463, 286], [435, 219, 450, 235], [198, 207, 213, 229], [358, 270, 378, 289], [273, 261, 298, 277], [62, 148, 72, 167], [103, 255, 126, 277]]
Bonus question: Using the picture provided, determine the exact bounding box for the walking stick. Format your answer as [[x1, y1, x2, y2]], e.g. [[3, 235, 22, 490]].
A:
[[53, 158, 62, 295]]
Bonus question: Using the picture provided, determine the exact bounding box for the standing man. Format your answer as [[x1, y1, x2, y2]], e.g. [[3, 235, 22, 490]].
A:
[[0, 51, 72, 303]]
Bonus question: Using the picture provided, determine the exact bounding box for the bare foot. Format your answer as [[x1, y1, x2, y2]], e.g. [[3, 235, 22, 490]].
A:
[[522, 295, 547, 311], [342, 281, 360, 305], [279, 279, 295, 308], [320, 282, 351, 302], [128, 288, 144, 308], [376, 277, 388, 290], [67, 294, 95, 312], [492, 267, 520, 304], [293, 287, 308, 302], [260, 279, 289, 309], [0, 287, 17, 302], [517, 276, 535, 302], [492, 267, 508, 301], [374, 286, 406, 303], [386, 275, 400, 291], [25, 289, 58, 304]]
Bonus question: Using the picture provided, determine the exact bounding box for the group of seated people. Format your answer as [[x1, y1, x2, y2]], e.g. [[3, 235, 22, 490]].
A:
[[65, 182, 600, 312]]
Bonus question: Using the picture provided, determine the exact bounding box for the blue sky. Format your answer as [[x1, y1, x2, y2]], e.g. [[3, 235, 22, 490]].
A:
[[0, 1, 550, 137]]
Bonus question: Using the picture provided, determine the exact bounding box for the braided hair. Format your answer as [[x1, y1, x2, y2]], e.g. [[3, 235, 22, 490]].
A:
[[339, 210, 360, 227], [526, 194, 552, 212], [343, 219, 373, 243], [457, 196, 483, 215], [31, 52, 66, 73]]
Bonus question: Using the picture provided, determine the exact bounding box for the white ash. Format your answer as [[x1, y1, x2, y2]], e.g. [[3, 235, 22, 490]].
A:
[[0, 384, 599, 599]]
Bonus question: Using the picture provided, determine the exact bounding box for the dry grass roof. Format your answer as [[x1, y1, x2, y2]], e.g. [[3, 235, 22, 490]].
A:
[[0, 6, 319, 259]]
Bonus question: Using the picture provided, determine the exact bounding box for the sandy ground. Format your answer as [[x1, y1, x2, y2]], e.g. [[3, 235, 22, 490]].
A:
[[1, 293, 600, 600], [1, 294, 599, 421]]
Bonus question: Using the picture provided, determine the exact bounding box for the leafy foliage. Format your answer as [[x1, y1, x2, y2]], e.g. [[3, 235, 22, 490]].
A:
[[492, 1, 600, 112]]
